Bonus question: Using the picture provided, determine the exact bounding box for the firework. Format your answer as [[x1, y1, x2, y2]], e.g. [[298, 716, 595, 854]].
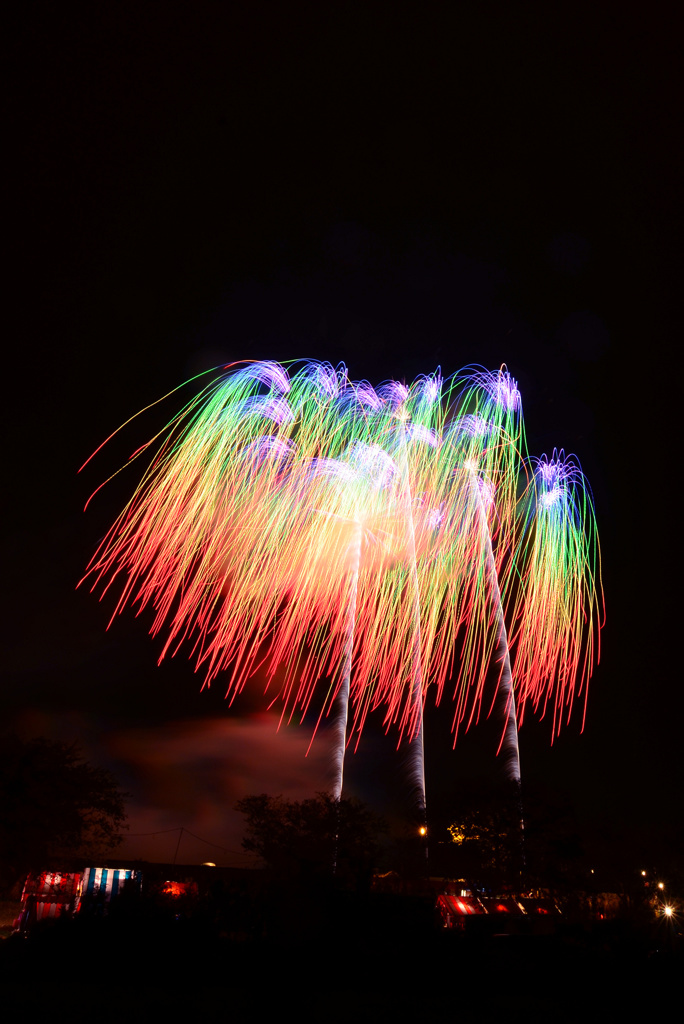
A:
[[82, 359, 602, 807], [455, 372, 523, 783], [506, 449, 602, 738]]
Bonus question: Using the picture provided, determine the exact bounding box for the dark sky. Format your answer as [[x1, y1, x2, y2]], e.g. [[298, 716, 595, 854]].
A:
[[4, 3, 680, 870]]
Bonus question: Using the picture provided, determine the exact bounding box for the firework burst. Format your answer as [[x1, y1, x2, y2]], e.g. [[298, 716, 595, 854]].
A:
[[82, 359, 602, 807]]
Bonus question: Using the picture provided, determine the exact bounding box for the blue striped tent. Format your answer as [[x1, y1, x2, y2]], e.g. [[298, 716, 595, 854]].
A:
[[75, 867, 142, 912]]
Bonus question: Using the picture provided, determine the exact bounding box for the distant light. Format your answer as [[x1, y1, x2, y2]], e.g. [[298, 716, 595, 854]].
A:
[[419, 826, 427, 836], [162, 881, 185, 897], [202, 862, 216, 867], [657, 882, 664, 890], [641, 871, 647, 877]]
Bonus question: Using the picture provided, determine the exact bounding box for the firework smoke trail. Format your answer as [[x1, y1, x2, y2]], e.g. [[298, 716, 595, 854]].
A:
[[332, 521, 361, 802], [299, 437, 403, 801], [464, 459, 525, 864], [387, 370, 455, 820], [463, 368, 524, 783], [463, 461, 521, 784], [397, 405, 427, 820]]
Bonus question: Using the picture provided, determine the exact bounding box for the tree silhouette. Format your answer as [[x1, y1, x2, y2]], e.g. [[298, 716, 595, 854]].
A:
[[0, 735, 128, 894], [236, 792, 386, 889], [442, 779, 583, 892]]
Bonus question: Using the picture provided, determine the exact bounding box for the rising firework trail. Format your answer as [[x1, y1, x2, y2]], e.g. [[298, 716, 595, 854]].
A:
[[299, 437, 405, 800], [456, 367, 524, 783], [81, 359, 602, 817]]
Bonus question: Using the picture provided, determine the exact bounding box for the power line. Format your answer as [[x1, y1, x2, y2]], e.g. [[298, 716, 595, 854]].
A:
[[120, 824, 250, 859]]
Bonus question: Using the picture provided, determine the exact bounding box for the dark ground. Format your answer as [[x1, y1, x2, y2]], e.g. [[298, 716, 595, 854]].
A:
[[2, 891, 680, 1023]]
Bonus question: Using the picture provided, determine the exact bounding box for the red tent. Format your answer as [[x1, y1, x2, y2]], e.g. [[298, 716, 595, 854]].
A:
[[15, 871, 82, 934]]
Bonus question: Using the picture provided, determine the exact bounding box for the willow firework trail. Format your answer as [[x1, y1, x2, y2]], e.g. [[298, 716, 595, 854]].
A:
[[508, 449, 602, 737], [332, 520, 360, 802], [82, 359, 602, 807]]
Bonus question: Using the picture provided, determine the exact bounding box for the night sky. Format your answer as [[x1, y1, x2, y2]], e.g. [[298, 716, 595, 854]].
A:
[[5, 4, 680, 871]]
